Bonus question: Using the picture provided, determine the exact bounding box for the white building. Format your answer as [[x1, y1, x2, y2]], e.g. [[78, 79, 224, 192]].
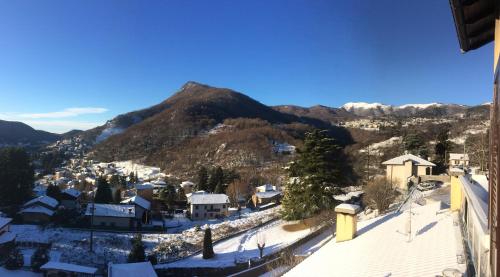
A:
[[85, 204, 136, 229], [449, 153, 470, 168], [189, 194, 230, 220]]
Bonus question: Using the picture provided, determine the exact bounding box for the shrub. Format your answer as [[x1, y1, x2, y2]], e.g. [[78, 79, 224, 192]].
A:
[[147, 254, 158, 265], [363, 177, 397, 214], [31, 247, 49, 272], [5, 248, 24, 270]]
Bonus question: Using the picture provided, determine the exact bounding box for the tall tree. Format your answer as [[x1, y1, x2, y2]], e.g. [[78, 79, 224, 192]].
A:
[[109, 175, 121, 188], [208, 167, 224, 193], [281, 130, 352, 220], [403, 133, 428, 157], [46, 184, 61, 201], [202, 227, 215, 259], [0, 147, 34, 207], [94, 176, 113, 204], [159, 185, 176, 210], [197, 166, 209, 191], [433, 128, 452, 174], [113, 189, 122, 204], [128, 234, 145, 263]]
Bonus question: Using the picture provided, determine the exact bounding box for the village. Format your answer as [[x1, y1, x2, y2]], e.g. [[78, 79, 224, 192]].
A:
[[0, 131, 486, 277]]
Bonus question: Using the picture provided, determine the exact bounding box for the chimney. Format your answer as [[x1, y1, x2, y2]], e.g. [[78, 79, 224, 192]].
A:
[[335, 203, 360, 242]]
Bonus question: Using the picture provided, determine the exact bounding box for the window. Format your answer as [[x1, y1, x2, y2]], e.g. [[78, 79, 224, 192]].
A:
[[223, 205, 226, 209], [195, 213, 198, 217], [195, 205, 199, 210]]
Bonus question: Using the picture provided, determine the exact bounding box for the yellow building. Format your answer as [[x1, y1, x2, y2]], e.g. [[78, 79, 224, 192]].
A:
[[382, 153, 436, 190]]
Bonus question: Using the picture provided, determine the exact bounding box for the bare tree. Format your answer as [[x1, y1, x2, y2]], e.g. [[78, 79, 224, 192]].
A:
[[363, 177, 397, 214], [256, 232, 266, 259]]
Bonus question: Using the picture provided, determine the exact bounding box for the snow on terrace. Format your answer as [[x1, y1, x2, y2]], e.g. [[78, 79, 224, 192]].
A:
[[285, 201, 465, 277]]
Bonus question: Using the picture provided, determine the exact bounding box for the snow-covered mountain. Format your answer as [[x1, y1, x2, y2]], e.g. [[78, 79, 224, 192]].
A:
[[340, 102, 465, 117]]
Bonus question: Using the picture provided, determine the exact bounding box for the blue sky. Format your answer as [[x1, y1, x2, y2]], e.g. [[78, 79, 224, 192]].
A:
[[0, 0, 494, 133]]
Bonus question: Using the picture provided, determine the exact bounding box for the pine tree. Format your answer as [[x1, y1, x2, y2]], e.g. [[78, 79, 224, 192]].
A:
[[197, 166, 209, 191], [0, 147, 34, 207], [281, 130, 352, 220], [215, 182, 225, 194], [159, 185, 176, 210], [114, 189, 122, 204], [208, 167, 223, 193], [5, 248, 24, 270], [31, 247, 49, 272], [202, 227, 215, 259], [46, 184, 61, 201], [128, 234, 146, 263], [94, 176, 113, 204]]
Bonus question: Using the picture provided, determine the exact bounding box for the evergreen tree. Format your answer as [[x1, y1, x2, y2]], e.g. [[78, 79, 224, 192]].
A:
[[0, 147, 34, 207], [176, 187, 187, 201], [128, 234, 146, 263], [159, 185, 176, 210], [114, 189, 122, 204], [208, 167, 223, 193], [5, 248, 24, 270], [403, 133, 428, 157], [202, 227, 215, 259], [46, 184, 61, 201], [129, 172, 136, 183], [109, 175, 121, 188], [433, 128, 452, 174], [281, 130, 352, 220], [94, 176, 113, 204], [215, 182, 225, 194], [197, 166, 209, 191], [147, 254, 158, 265], [31, 247, 49, 272]]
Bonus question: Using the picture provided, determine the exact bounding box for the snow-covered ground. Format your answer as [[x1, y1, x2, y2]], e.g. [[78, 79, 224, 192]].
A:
[[158, 219, 314, 269], [8, 207, 280, 268], [0, 268, 41, 277]]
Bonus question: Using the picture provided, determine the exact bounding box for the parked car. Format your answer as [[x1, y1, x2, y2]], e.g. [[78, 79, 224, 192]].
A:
[[417, 182, 436, 191]]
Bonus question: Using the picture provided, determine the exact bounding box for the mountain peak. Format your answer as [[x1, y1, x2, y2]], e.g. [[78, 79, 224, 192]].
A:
[[181, 81, 210, 90]]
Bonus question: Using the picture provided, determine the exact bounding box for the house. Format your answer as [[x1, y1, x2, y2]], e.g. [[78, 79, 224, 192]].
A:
[[136, 183, 154, 202], [382, 154, 436, 190], [19, 195, 59, 224], [0, 217, 15, 256], [85, 204, 136, 229], [252, 184, 282, 209], [189, 194, 230, 220], [251, 191, 282, 209], [180, 181, 195, 194], [121, 195, 151, 224], [108, 261, 157, 277], [256, 184, 278, 193], [40, 261, 97, 277], [60, 188, 82, 210], [449, 153, 470, 168]]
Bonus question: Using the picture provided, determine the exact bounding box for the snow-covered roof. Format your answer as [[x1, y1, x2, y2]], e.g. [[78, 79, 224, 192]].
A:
[[136, 183, 154, 190], [0, 217, 12, 229], [255, 191, 282, 199], [333, 191, 364, 202], [41, 262, 98, 274], [285, 202, 466, 277], [460, 175, 488, 230], [449, 153, 470, 160], [382, 154, 436, 166], [85, 204, 135, 218], [20, 205, 55, 216], [62, 188, 81, 198], [190, 194, 230, 205], [186, 190, 208, 199], [180, 181, 195, 188], [109, 262, 157, 277], [0, 231, 15, 244], [256, 184, 276, 192], [121, 195, 151, 210], [23, 195, 58, 209]]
